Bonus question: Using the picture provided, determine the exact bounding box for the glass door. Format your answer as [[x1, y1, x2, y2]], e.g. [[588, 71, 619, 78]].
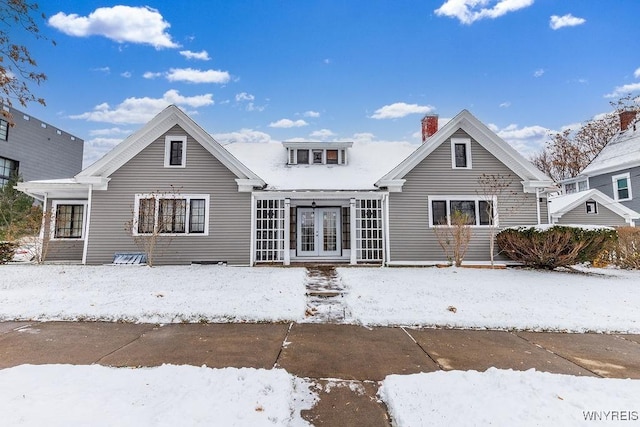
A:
[[297, 207, 341, 257]]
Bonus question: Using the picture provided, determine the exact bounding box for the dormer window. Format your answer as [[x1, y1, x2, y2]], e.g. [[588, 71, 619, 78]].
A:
[[283, 141, 353, 166], [164, 135, 187, 168]]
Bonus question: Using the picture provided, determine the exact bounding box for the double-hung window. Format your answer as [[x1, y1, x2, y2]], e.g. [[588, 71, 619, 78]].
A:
[[0, 156, 18, 187], [52, 201, 86, 239], [429, 196, 495, 226], [0, 119, 8, 141], [164, 135, 187, 167], [451, 138, 472, 169], [134, 194, 209, 235], [612, 173, 632, 201]]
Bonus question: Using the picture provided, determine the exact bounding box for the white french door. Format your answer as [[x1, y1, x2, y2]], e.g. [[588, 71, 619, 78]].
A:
[[297, 207, 341, 257]]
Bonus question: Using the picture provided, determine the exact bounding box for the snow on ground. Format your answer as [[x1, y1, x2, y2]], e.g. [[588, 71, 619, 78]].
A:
[[0, 265, 307, 323], [0, 364, 316, 427], [339, 266, 640, 333], [1, 264, 640, 332], [380, 368, 640, 426]]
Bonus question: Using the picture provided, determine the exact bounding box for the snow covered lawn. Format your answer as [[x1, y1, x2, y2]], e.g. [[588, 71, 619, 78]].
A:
[[340, 266, 640, 333], [0, 364, 316, 426], [0, 265, 307, 323], [380, 368, 640, 426]]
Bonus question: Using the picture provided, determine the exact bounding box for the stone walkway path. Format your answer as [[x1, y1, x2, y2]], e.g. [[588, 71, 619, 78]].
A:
[[303, 266, 348, 323]]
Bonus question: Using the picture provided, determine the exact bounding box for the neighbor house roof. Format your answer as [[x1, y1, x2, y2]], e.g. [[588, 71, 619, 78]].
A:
[[225, 141, 418, 191], [581, 125, 640, 176], [548, 188, 640, 222], [375, 109, 554, 192]]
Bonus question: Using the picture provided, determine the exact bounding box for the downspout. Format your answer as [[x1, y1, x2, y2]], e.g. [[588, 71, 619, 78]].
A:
[[535, 188, 541, 225], [82, 184, 93, 265]]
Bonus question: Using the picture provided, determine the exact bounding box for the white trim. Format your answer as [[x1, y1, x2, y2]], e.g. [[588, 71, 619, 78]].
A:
[[82, 185, 93, 265], [250, 194, 256, 266], [350, 198, 357, 265], [132, 193, 210, 236], [451, 137, 472, 169], [427, 195, 498, 227], [612, 172, 632, 201], [252, 191, 386, 200], [164, 135, 187, 168], [284, 198, 291, 266], [50, 200, 88, 241], [382, 193, 389, 266]]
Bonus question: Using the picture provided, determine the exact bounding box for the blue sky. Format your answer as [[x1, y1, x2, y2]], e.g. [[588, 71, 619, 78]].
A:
[[15, 0, 640, 166]]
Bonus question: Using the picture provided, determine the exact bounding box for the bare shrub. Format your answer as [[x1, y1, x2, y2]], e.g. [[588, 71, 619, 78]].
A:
[[433, 210, 472, 267], [607, 227, 640, 269]]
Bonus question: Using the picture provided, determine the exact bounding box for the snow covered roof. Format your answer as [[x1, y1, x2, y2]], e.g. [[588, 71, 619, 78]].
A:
[[225, 141, 419, 191], [581, 124, 640, 176], [548, 189, 640, 221]]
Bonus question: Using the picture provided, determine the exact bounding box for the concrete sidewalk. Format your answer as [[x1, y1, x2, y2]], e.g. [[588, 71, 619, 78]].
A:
[[1, 322, 640, 426]]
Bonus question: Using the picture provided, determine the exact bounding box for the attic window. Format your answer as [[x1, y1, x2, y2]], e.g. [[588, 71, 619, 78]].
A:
[[283, 141, 353, 165], [585, 201, 598, 214], [164, 135, 187, 168], [451, 138, 472, 169]]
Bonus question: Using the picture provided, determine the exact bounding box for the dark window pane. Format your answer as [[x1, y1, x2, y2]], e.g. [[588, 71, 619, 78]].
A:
[[450, 200, 475, 225], [297, 150, 309, 164], [327, 150, 338, 164], [432, 200, 447, 225], [189, 199, 206, 233], [312, 150, 323, 164], [159, 199, 186, 233], [55, 205, 84, 238], [479, 200, 493, 225], [454, 143, 467, 168], [169, 140, 183, 165]]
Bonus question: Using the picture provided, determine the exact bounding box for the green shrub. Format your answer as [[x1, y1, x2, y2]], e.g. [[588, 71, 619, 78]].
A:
[[496, 225, 617, 269], [0, 241, 17, 264], [603, 226, 640, 269]]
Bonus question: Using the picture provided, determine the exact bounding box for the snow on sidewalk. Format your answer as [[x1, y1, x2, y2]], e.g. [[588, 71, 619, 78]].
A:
[[379, 368, 640, 426], [0, 265, 308, 323], [0, 364, 316, 427], [339, 266, 640, 332]]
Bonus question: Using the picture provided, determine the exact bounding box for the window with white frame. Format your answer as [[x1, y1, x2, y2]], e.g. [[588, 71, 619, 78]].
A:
[[164, 135, 187, 167], [52, 201, 86, 239], [585, 201, 598, 214], [451, 138, 472, 169], [0, 119, 8, 140], [612, 173, 632, 201], [564, 179, 588, 194], [429, 197, 495, 226], [134, 194, 209, 235]]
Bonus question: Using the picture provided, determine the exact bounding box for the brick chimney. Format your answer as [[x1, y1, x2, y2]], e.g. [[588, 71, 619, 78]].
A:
[[619, 110, 638, 132], [421, 114, 439, 143]]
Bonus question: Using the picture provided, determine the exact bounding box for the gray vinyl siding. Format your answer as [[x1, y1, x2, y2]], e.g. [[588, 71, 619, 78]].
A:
[[557, 200, 628, 226], [0, 106, 83, 182], [540, 196, 549, 224], [42, 199, 84, 262], [388, 129, 540, 262], [85, 125, 252, 265], [588, 166, 640, 213]]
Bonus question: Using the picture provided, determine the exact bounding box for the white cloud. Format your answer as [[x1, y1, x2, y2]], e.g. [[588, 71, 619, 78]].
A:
[[143, 71, 162, 79], [214, 129, 273, 145], [92, 66, 110, 74], [268, 119, 308, 128], [549, 14, 586, 30], [166, 68, 230, 84], [488, 123, 551, 157], [533, 69, 545, 78], [48, 6, 179, 49], [120, 71, 131, 78], [179, 50, 211, 61], [83, 137, 123, 167], [352, 132, 376, 143], [309, 129, 335, 139], [69, 89, 213, 124], [605, 82, 640, 98], [235, 92, 255, 102], [88, 127, 132, 137], [303, 111, 320, 118], [499, 101, 511, 108], [434, 0, 534, 25], [371, 102, 434, 119], [634, 68, 640, 79]]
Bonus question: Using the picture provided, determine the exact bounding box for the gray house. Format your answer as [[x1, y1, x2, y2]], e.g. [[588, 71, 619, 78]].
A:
[[17, 105, 553, 265], [548, 189, 639, 226], [559, 110, 640, 221], [0, 105, 84, 186]]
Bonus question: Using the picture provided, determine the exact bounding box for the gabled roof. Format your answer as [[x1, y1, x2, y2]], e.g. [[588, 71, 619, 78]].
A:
[[78, 105, 265, 187], [581, 125, 640, 176], [548, 189, 640, 221], [375, 109, 553, 192], [225, 141, 418, 191]]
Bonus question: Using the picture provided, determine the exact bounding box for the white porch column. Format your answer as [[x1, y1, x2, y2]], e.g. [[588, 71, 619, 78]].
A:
[[249, 194, 256, 266], [350, 198, 357, 265], [284, 198, 290, 265], [81, 185, 93, 265], [535, 188, 541, 225]]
